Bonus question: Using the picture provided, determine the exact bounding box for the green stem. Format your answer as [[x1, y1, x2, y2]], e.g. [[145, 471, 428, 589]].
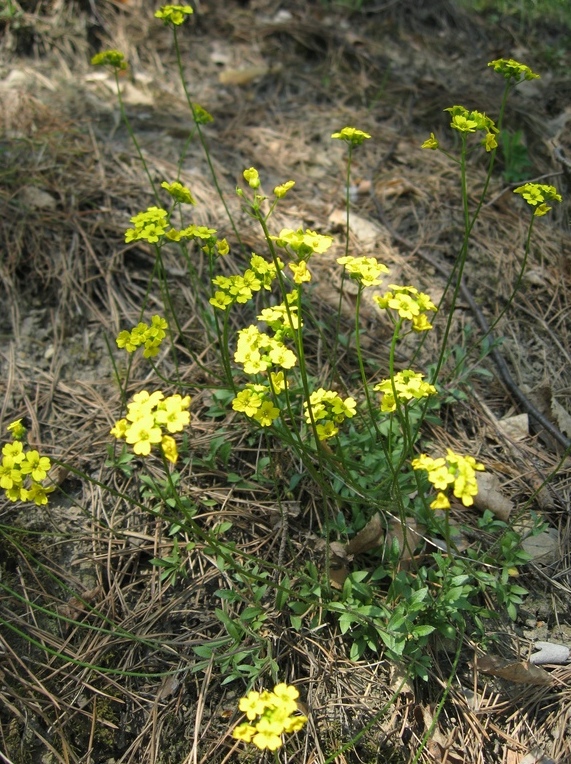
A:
[[172, 28, 244, 253], [113, 70, 160, 203]]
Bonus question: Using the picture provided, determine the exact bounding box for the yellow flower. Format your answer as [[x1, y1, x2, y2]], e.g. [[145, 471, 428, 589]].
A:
[[91, 50, 127, 70], [26, 482, 51, 506], [483, 132, 498, 152], [252, 400, 280, 427], [2, 441, 25, 463], [161, 180, 195, 204], [232, 389, 263, 417], [216, 238, 229, 256], [337, 255, 389, 287], [161, 435, 178, 464], [274, 180, 295, 198], [125, 416, 163, 456], [243, 167, 260, 189], [331, 127, 371, 145], [155, 395, 191, 433], [232, 723, 256, 743], [110, 418, 128, 439], [252, 717, 283, 751], [488, 58, 540, 82], [154, 5, 194, 26], [20, 451, 51, 482], [7, 419, 26, 440], [239, 691, 266, 721], [430, 492, 451, 510], [272, 228, 333, 256], [288, 261, 312, 284], [513, 183, 562, 216], [421, 133, 439, 150]]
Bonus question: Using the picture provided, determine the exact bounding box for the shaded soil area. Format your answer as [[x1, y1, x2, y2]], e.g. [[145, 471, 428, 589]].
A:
[[1, 1, 571, 762]]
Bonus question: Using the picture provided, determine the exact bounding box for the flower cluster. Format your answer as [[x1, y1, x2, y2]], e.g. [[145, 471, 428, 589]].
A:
[[304, 388, 357, 441], [165, 224, 218, 243], [110, 391, 190, 464], [374, 370, 437, 413], [161, 180, 195, 205], [412, 449, 485, 509], [1, 420, 53, 505], [234, 324, 297, 375], [209, 254, 283, 310], [443, 105, 499, 151], [116, 315, 169, 358], [271, 228, 333, 258], [374, 285, 437, 332], [488, 58, 540, 83], [337, 255, 389, 287], [154, 4, 193, 26], [232, 383, 282, 427], [91, 50, 127, 70], [125, 206, 169, 244], [513, 183, 562, 217], [232, 683, 307, 751], [331, 127, 371, 146]]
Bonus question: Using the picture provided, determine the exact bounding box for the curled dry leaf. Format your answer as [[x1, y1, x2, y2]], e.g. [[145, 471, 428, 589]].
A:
[[473, 472, 513, 521], [384, 517, 424, 563], [346, 513, 384, 555], [477, 654, 552, 685], [219, 65, 282, 86], [497, 413, 529, 441]]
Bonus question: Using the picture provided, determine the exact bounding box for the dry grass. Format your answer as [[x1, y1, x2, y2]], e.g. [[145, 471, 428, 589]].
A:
[[1, 1, 571, 762]]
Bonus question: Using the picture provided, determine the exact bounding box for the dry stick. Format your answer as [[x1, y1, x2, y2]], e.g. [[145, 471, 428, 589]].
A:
[[369, 189, 571, 452]]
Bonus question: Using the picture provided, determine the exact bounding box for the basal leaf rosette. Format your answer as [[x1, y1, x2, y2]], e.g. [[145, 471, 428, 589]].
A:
[[111, 390, 190, 464]]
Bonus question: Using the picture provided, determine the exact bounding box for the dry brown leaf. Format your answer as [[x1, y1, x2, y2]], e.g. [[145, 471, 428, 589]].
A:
[[477, 655, 553, 685], [219, 66, 270, 85], [497, 413, 529, 441], [384, 517, 423, 562], [329, 565, 349, 590], [346, 513, 384, 555], [552, 398, 571, 437], [521, 527, 560, 564], [473, 472, 514, 521]]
